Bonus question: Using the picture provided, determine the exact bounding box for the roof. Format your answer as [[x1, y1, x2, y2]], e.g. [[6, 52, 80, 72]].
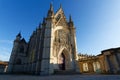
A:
[[101, 47, 120, 53]]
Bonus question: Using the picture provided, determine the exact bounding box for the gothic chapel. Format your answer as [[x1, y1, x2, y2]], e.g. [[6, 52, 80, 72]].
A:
[[7, 4, 79, 75]]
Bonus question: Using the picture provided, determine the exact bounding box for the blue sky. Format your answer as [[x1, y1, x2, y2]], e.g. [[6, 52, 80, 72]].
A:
[[0, 0, 120, 61]]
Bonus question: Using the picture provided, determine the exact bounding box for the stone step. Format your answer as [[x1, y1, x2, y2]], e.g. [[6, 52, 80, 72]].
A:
[[54, 70, 80, 75]]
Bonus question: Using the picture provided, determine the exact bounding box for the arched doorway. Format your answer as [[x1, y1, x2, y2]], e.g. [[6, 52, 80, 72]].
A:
[[58, 48, 71, 71], [59, 53, 65, 70]]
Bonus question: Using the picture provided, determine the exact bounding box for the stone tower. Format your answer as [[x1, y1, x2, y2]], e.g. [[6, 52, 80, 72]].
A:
[[7, 4, 78, 75], [7, 32, 28, 73]]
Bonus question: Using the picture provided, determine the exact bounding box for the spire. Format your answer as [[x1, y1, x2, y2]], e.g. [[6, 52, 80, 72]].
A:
[[47, 3, 54, 18], [60, 3, 62, 9], [15, 32, 22, 41], [16, 32, 21, 38], [68, 15, 74, 27], [69, 15, 73, 22], [50, 3, 53, 11]]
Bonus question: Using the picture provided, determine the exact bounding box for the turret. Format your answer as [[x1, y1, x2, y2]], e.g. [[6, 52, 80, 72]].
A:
[[13, 32, 22, 51], [7, 32, 22, 72]]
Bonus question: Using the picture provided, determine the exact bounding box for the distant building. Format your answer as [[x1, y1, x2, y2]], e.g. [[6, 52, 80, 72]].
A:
[[78, 54, 101, 73], [0, 61, 8, 73], [101, 48, 120, 74], [7, 4, 79, 75], [78, 47, 120, 74]]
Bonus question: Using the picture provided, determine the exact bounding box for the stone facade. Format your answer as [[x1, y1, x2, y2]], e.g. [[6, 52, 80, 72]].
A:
[[7, 4, 78, 75], [78, 54, 101, 73], [78, 47, 120, 74]]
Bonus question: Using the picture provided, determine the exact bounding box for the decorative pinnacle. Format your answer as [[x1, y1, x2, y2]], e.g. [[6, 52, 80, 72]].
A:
[[39, 22, 41, 26], [42, 17, 46, 24], [17, 32, 21, 37], [50, 3, 53, 11], [60, 3, 62, 9], [69, 15, 72, 22], [47, 3, 54, 17], [69, 15, 74, 26], [16, 32, 22, 40]]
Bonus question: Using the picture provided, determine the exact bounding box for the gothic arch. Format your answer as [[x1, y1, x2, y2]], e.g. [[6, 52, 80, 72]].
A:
[[57, 47, 71, 70], [58, 47, 70, 57], [52, 26, 74, 71]]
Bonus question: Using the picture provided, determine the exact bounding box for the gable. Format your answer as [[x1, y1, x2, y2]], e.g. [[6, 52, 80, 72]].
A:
[[55, 8, 68, 27]]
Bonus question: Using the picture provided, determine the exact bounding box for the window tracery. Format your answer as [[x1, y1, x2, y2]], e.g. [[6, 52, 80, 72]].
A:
[[54, 30, 68, 44]]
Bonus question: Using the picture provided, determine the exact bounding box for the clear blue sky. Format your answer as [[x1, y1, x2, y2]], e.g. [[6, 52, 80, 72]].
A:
[[0, 0, 120, 61]]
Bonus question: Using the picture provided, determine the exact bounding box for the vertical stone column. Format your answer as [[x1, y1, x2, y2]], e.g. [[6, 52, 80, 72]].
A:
[[40, 19, 54, 75], [104, 55, 110, 73], [40, 28, 51, 75], [88, 62, 94, 72], [73, 29, 80, 73], [113, 54, 120, 73]]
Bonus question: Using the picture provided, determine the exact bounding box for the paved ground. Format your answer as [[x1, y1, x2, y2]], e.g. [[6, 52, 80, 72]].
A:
[[0, 74, 120, 80]]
